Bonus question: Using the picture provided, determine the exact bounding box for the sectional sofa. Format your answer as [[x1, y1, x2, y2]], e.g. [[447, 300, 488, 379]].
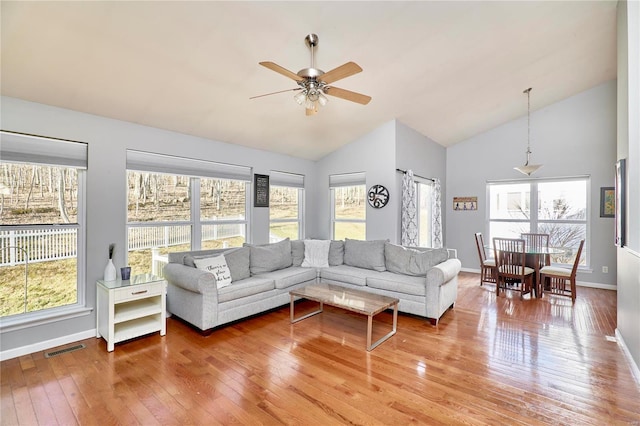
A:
[[163, 238, 462, 332]]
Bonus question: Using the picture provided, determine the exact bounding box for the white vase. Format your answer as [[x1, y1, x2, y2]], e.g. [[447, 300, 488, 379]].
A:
[[104, 259, 117, 281]]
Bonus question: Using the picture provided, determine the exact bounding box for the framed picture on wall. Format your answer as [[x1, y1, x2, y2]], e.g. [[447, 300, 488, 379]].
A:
[[254, 174, 269, 207], [615, 159, 626, 247], [600, 187, 615, 218]]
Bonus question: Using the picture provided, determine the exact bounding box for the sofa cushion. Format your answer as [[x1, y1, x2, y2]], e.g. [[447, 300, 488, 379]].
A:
[[319, 265, 372, 286], [343, 238, 386, 271], [384, 243, 449, 276], [259, 266, 317, 289], [328, 240, 344, 266], [217, 277, 275, 303], [291, 240, 305, 267], [223, 246, 251, 281], [193, 255, 232, 289], [245, 238, 293, 274], [366, 271, 427, 296], [301, 239, 331, 268]]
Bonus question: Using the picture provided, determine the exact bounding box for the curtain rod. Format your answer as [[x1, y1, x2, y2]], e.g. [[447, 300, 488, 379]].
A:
[[396, 168, 435, 182]]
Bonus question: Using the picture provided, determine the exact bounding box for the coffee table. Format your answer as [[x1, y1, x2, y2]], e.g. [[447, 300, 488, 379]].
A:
[[290, 283, 399, 351]]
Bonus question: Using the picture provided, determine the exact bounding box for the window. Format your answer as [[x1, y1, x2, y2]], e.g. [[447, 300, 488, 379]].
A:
[[126, 151, 250, 276], [487, 177, 589, 266], [330, 173, 366, 240], [1, 131, 87, 321], [417, 180, 434, 247], [269, 171, 304, 242]]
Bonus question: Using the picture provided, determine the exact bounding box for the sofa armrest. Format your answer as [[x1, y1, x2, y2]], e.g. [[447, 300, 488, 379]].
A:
[[426, 258, 462, 287], [164, 263, 216, 294]]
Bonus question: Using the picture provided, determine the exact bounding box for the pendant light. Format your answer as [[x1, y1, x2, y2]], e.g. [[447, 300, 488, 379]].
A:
[[514, 88, 542, 176]]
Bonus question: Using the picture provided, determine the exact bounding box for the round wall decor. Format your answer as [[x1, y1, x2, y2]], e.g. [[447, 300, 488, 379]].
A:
[[367, 184, 389, 208]]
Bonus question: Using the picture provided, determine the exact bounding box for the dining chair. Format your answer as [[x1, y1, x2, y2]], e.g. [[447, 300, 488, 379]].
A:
[[539, 239, 584, 303], [493, 237, 535, 299], [474, 232, 496, 286], [521, 233, 551, 268]]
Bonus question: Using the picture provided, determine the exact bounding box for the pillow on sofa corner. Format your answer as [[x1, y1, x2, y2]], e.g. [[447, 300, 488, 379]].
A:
[[291, 240, 305, 267], [328, 240, 344, 266], [385, 243, 449, 276], [301, 239, 331, 268], [193, 255, 232, 289], [343, 238, 387, 271], [244, 238, 293, 274]]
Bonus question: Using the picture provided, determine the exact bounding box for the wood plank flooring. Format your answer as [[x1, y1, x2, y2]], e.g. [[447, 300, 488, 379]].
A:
[[2, 272, 639, 425]]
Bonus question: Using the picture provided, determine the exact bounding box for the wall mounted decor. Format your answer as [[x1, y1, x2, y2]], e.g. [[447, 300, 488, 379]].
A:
[[367, 184, 389, 208], [254, 174, 270, 207], [615, 159, 626, 247], [453, 196, 477, 211], [600, 187, 615, 218]]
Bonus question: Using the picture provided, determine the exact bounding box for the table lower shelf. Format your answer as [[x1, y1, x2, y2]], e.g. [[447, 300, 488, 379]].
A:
[[113, 314, 163, 344]]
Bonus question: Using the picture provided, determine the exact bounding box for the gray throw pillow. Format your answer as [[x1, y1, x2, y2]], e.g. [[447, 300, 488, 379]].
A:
[[385, 243, 449, 276], [328, 240, 344, 266], [223, 246, 251, 281], [291, 240, 305, 267], [245, 238, 293, 274], [343, 238, 386, 271]]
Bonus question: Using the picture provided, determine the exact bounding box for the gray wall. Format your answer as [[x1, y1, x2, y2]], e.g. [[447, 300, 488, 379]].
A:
[[314, 120, 398, 241], [0, 96, 316, 353], [616, 0, 640, 376], [395, 121, 447, 243], [446, 81, 618, 287]]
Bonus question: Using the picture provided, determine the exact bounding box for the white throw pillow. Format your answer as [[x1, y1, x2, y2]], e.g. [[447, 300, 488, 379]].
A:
[[301, 239, 331, 268], [194, 255, 232, 289]]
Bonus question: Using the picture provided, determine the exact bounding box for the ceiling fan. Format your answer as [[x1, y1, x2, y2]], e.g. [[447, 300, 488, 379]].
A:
[[251, 34, 371, 116]]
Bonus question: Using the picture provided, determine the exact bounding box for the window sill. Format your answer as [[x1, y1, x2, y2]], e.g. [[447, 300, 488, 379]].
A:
[[0, 305, 93, 333]]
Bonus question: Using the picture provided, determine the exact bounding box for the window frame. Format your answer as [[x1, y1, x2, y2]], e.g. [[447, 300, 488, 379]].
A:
[[486, 176, 590, 268], [269, 185, 304, 242], [0, 132, 89, 331], [329, 177, 367, 241]]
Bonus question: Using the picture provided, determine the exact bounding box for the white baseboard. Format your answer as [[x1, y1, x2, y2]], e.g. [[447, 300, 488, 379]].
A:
[[615, 329, 640, 389], [460, 267, 617, 291], [0, 329, 96, 361]]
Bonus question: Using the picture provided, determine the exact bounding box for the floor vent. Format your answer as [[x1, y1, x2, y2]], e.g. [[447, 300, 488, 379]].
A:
[[44, 343, 86, 358], [605, 335, 617, 343]]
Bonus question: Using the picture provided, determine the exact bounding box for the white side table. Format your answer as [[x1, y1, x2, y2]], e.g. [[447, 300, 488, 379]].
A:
[[96, 274, 166, 352]]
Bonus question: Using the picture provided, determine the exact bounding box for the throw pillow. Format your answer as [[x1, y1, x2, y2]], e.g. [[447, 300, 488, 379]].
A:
[[223, 246, 251, 281], [244, 238, 293, 274], [193, 255, 232, 289], [301, 239, 331, 268], [385, 243, 450, 276], [328, 240, 344, 266], [291, 240, 305, 267], [343, 238, 387, 271]]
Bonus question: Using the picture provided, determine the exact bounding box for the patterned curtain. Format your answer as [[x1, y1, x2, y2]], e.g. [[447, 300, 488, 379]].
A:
[[431, 178, 443, 248], [401, 170, 418, 246]]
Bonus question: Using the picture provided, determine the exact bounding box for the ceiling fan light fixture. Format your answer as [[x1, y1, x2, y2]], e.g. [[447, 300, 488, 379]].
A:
[[293, 90, 307, 105], [317, 91, 328, 107], [514, 87, 543, 176]]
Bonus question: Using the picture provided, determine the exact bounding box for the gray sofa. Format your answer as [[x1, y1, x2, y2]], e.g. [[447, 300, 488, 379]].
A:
[[163, 238, 462, 331]]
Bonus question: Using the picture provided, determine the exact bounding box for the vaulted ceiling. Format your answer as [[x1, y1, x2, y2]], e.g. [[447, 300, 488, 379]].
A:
[[1, 1, 617, 160]]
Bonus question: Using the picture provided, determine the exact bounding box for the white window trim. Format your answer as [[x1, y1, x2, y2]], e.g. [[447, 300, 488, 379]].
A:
[[269, 185, 304, 240], [330, 186, 366, 240], [486, 176, 591, 268], [0, 168, 87, 329]]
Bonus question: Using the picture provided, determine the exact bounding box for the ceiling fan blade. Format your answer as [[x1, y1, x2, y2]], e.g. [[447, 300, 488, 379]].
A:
[[306, 107, 318, 116], [320, 62, 362, 84], [259, 61, 303, 82], [323, 86, 371, 105], [250, 88, 302, 100]]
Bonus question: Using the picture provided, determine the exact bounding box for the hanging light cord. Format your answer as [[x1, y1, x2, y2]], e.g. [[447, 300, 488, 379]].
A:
[[525, 87, 532, 155]]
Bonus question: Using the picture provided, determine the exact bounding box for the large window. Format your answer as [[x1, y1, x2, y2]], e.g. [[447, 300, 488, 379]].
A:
[[488, 177, 589, 266], [1, 131, 87, 321], [126, 151, 250, 276], [269, 171, 304, 242], [330, 173, 366, 240]]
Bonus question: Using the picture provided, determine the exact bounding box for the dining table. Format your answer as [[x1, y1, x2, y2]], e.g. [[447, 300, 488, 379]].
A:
[[486, 244, 565, 297]]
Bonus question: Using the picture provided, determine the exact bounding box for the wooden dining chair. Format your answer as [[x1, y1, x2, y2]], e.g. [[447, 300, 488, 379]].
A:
[[521, 233, 551, 268], [493, 237, 535, 299], [474, 232, 496, 286], [539, 239, 584, 303]]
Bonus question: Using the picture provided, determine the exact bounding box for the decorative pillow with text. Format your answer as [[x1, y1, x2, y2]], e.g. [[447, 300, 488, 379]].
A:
[[194, 255, 232, 289]]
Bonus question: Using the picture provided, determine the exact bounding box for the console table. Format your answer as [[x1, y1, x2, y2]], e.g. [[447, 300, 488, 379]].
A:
[[96, 274, 166, 351]]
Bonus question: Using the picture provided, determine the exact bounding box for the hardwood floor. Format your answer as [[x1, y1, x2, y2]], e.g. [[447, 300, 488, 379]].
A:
[[2, 272, 639, 425]]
